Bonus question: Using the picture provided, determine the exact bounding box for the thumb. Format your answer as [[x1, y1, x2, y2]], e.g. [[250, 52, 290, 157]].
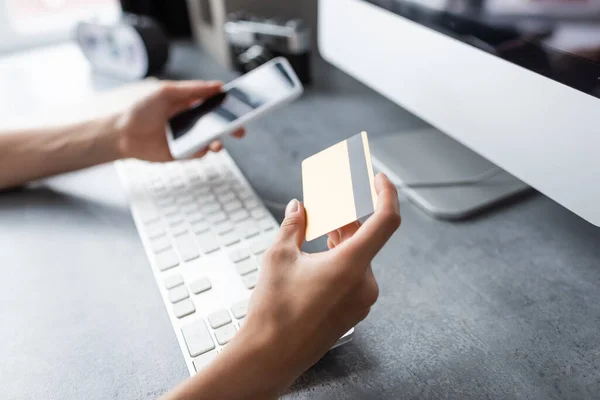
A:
[[275, 199, 306, 249]]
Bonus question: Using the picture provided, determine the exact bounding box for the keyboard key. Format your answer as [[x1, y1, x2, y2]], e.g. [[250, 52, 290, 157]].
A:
[[196, 232, 220, 254], [238, 221, 260, 239], [166, 213, 184, 227], [217, 191, 236, 203], [256, 253, 264, 267], [169, 285, 189, 303], [151, 235, 171, 253], [193, 350, 218, 373], [243, 272, 259, 290], [201, 203, 221, 215], [237, 189, 253, 201], [208, 309, 232, 329], [165, 167, 180, 178], [215, 323, 237, 345], [221, 169, 234, 179], [205, 168, 219, 180], [258, 219, 276, 232], [188, 210, 205, 224], [208, 211, 228, 224], [229, 182, 244, 192], [251, 208, 268, 220], [229, 248, 250, 263], [155, 249, 179, 271], [179, 194, 196, 205], [231, 300, 249, 319], [223, 200, 243, 213], [154, 196, 173, 208], [244, 198, 260, 210], [163, 204, 179, 216], [173, 181, 186, 191], [182, 203, 202, 214], [188, 172, 204, 183], [230, 209, 250, 222], [164, 274, 184, 289], [220, 231, 240, 247], [138, 208, 160, 224], [192, 220, 210, 234], [182, 320, 215, 357], [197, 193, 216, 204], [171, 224, 188, 237], [152, 183, 167, 192], [152, 181, 166, 191], [173, 298, 195, 319], [151, 176, 165, 185], [214, 185, 230, 195], [194, 186, 211, 196], [183, 164, 199, 173], [146, 222, 166, 239], [249, 236, 273, 255], [235, 259, 258, 276], [214, 220, 235, 235], [152, 192, 168, 202], [190, 278, 212, 294], [175, 234, 200, 262], [135, 197, 159, 216]]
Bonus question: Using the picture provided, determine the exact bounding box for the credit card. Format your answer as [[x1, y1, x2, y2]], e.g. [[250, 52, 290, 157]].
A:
[[302, 131, 377, 241]]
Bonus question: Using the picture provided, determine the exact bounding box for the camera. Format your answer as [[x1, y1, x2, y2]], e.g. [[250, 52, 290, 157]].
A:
[[225, 14, 312, 84]]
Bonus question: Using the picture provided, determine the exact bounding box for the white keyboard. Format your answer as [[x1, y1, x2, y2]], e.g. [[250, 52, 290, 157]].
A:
[[116, 150, 353, 376]]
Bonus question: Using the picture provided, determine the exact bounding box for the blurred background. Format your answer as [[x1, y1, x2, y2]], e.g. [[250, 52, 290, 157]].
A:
[[0, 0, 317, 126], [0, 0, 121, 53]]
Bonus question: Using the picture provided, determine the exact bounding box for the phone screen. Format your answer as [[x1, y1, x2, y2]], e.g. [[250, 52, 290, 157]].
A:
[[169, 61, 297, 142]]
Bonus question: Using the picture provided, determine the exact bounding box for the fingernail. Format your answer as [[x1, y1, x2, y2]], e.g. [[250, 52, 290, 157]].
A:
[[285, 199, 299, 216]]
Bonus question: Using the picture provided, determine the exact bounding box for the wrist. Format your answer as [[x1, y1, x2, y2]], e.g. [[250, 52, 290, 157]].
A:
[[210, 322, 291, 399], [91, 113, 126, 162], [164, 322, 288, 400]]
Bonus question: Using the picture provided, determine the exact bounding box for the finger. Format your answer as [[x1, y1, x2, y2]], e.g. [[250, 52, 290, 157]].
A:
[[162, 80, 222, 101], [190, 147, 209, 159], [160, 80, 223, 116], [274, 199, 306, 250], [327, 230, 341, 248], [338, 221, 361, 242], [337, 173, 401, 263], [209, 141, 223, 152], [232, 128, 246, 139], [327, 237, 337, 250]]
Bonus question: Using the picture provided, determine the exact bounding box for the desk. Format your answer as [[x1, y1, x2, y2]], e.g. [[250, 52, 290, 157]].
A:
[[1, 42, 600, 400]]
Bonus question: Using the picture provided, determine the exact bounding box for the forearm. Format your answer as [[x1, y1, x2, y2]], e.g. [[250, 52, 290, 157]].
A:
[[0, 115, 122, 190]]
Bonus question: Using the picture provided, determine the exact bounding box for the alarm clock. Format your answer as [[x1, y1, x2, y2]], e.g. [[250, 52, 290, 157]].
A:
[[76, 14, 170, 80]]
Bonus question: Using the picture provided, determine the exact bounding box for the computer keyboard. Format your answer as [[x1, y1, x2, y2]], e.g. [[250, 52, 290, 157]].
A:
[[116, 150, 353, 376]]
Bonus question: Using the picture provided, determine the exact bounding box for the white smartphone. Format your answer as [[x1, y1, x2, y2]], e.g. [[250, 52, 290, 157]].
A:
[[166, 57, 304, 159]]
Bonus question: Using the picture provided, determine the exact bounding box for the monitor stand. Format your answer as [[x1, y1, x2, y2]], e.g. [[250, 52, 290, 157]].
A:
[[370, 128, 531, 219]]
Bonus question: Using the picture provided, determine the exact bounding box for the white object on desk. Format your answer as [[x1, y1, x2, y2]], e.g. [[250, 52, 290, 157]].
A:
[[0, 43, 159, 130]]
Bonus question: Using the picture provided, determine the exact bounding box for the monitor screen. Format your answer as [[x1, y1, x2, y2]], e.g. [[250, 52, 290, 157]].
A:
[[363, 0, 600, 99]]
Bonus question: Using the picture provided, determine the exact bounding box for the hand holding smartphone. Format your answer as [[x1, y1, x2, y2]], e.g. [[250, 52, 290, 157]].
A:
[[166, 57, 304, 159]]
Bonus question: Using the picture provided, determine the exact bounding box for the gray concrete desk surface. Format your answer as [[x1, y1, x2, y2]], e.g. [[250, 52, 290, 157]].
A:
[[1, 42, 599, 400]]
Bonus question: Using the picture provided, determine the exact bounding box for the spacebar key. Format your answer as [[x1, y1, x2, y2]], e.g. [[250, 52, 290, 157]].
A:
[[181, 320, 215, 357]]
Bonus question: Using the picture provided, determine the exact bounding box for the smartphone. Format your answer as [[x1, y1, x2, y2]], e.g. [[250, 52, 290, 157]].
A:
[[166, 57, 304, 159]]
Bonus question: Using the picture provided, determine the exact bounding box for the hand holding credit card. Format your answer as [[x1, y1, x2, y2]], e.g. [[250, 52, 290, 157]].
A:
[[302, 131, 378, 241]]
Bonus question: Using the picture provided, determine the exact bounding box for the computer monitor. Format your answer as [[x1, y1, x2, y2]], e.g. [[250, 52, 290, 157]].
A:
[[319, 0, 600, 226]]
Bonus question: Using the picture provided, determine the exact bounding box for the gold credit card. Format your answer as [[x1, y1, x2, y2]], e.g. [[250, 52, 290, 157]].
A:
[[302, 131, 378, 242]]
